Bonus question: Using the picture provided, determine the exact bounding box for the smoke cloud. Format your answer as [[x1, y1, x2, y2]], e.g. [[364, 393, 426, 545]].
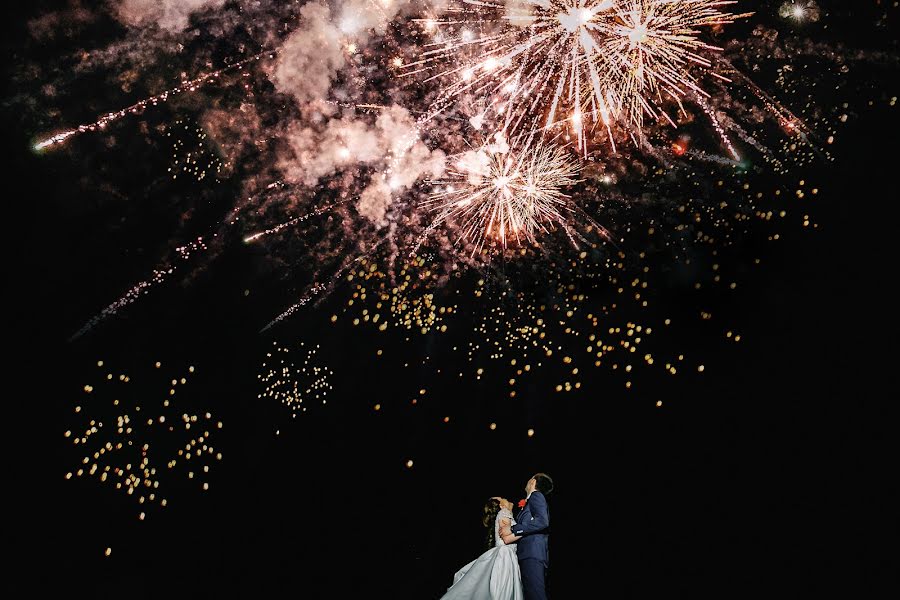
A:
[[113, 0, 226, 33], [280, 105, 445, 226], [272, 2, 346, 105]]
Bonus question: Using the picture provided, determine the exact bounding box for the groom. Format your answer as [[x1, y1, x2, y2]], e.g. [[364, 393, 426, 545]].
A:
[[500, 473, 553, 600]]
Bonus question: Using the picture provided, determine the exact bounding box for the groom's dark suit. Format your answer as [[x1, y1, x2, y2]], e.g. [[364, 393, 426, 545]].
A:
[[512, 491, 549, 600]]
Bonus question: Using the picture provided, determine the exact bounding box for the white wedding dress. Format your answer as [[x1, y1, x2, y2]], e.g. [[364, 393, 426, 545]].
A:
[[440, 508, 523, 600]]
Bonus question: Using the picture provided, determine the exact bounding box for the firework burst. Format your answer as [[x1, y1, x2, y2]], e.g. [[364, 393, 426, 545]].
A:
[[778, 1, 821, 24], [425, 134, 581, 252], [408, 0, 750, 152], [21, 0, 853, 342], [601, 0, 752, 128]]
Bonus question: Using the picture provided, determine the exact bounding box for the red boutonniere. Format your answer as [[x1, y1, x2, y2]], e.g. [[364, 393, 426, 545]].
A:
[[517, 499, 527, 509]]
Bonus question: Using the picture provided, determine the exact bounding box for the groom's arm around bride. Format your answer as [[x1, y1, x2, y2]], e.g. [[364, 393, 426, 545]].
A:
[[498, 490, 549, 545]]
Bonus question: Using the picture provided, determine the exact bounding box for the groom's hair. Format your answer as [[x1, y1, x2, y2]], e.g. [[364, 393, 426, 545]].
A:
[[533, 473, 554, 495]]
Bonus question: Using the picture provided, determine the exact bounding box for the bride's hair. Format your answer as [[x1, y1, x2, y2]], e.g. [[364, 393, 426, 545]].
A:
[[482, 497, 502, 550]]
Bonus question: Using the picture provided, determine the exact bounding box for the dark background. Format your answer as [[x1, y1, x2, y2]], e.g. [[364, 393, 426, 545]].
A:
[[7, 2, 898, 597]]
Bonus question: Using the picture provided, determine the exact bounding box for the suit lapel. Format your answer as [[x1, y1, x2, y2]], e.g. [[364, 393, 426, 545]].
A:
[[517, 498, 530, 524]]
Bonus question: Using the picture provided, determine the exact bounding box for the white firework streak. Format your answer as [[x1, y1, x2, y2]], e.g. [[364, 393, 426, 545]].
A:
[[69, 177, 305, 342], [68, 174, 323, 341], [260, 283, 327, 333], [243, 198, 352, 243], [410, 219, 444, 258], [685, 148, 742, 166], [224, 182, 286, 226], [69, 237, 209, 341], [261, 235, 392, 332], [34, 51, 276, 151], [696, 95, 740, 160], [721, 58, 814, 138]]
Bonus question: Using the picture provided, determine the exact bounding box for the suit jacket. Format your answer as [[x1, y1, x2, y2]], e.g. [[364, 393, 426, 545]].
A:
[[512, 491, 549, 564]]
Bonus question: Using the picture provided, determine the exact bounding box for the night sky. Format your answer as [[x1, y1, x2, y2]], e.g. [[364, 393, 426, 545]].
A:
[[7, 1, 898, 597]]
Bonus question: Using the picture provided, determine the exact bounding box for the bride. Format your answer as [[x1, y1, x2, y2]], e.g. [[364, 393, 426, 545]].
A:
[[440, 497, 523, 599]]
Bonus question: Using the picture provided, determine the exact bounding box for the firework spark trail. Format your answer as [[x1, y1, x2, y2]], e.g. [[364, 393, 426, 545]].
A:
[[69, 237, 209, 341], [243, 198, 352, 243], [225, 182, 286, 225], [405, 1, 750, 152], [324, 100, 401, 113], [251, 104, 434, 326], [35, 51, 276, 151], [410, 219, 444, 258], [696, 96, 740, 160], [70, 178, 305, 341], [712, 58, 826, 162], [721, 59, 813, 137], [726, 122, 771, 158], [261, 235, 393, 332], [260, 283, 327, 333], [685, 148, 743, 166], [570, 204, 614, 245]]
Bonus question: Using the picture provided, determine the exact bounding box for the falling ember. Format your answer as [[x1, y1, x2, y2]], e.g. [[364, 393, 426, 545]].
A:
[[258, 341, 334, 418], [64, 360, 221, 518]]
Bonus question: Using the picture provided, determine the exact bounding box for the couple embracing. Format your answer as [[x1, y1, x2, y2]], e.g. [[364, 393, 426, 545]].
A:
[[441, 473, 553, 600]]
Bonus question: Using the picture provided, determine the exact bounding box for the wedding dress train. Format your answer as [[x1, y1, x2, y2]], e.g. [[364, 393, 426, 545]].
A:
[[440, 508, 523, 600]]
